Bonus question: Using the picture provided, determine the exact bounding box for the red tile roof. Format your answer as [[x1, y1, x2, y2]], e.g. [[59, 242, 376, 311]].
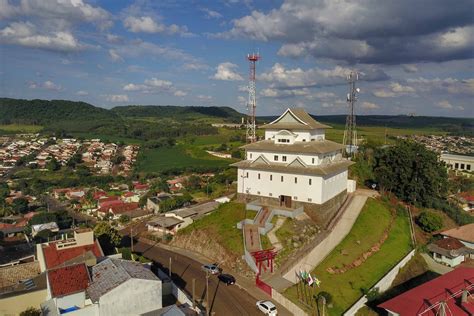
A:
[[379, 267, 474, 315], [48, 263, 90, 297], [98, 198, 122, 209], [134, 183, 149, 190], [42, 240, 103, 269], [434, 237, 465, 250], [108, 202, 140, 215], [123, 191, 137, 197]]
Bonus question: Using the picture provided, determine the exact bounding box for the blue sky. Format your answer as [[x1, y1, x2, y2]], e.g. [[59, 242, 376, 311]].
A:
[[0, 0, 473, 117]]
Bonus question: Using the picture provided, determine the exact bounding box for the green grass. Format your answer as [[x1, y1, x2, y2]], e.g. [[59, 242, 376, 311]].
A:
[[284, 198, 412, 315], [136, 145, 231, 173], [177, 202, 247, 256], [274, 218, 297, 265], [0, 124, 43, 133]]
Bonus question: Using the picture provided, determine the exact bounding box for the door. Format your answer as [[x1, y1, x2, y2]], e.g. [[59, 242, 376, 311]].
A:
[[279, 195, 292, 208]]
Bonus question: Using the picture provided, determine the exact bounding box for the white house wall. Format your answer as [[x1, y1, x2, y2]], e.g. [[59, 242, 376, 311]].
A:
[[246, 150, 339, 166], [55, 291, 86, 310], [99, 278, 162, 316], [265, 129, 325, 142], [238, 168, 347, 204]]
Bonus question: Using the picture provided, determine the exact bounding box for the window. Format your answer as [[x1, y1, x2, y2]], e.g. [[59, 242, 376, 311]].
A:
[[308, 198, 312, 202], [294, 177, 298, 184], [461, 163, 465, 169], [269, 193, 273, 197], [274, 155, 279, 161], [468, 164, 471, 171], [281, 176, 284, 182], [278, 138, 290, 143], [246, 172, 248, 177], [455, 163, 459, 169], [302, 139, 306, 142], [258, 173, 261, 179], [293, 196, 298, 200], [270, 175, 273, 181], [250, 153, 252, 159], [312, 158, 315, 164], [309, 179, 312, 185], [257, 191, 261, 195], [282, 156, 287, 162]]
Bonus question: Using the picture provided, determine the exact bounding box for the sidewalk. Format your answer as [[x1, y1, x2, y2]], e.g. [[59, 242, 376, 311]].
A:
[[267, 217, 285, 251], [421, 253, 454, 275]]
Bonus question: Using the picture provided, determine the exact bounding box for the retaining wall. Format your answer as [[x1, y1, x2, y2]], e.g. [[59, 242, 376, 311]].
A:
[[343, 249, 416, 315], [271, 290, 309, 316]]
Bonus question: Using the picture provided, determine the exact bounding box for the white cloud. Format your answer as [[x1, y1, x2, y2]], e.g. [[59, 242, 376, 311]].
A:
[[123, 77, 184, 97], [108, 49, 123, 62], [373, 82, 416, 98], [373, 90, 396, 98], [407, 77, 474, 95], [123, 16, 190, 35], [28, 80, 62, 91], [105, 94, 129, 102], [237, 95, 246, 105], [76, 90, 88, 96], [197, 95, 213, 102], [402, 64, 418, 73], [437, 100, 453, 109], [212, 62, 244, 81], [201, 8, 223, 19], [360, 101, 381, 110], [238, 85, 248, 92], [0, 22, 82, 51], [182, 62, 208, 71], [390, 82, 415, 93]]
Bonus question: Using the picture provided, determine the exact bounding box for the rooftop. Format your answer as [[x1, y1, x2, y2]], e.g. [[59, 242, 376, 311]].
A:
[[440, 153, 474, 162], [378, 267, 474, 315], [441, 223, 474, 243], [47, 263, 90, 298], [41, 239, 103, 269], [261, 108, 331, 130], [87, 258, 159, 302], [0, 261, 40, 291], [241, 139, 344, 154], [148, 217, 184, 228]]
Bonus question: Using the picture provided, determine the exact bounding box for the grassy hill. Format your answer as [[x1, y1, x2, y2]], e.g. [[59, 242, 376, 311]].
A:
[[111, 105, 243, 123]]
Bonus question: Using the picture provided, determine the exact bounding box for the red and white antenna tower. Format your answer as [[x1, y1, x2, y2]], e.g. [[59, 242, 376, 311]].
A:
[[246, 52, 260, 143]]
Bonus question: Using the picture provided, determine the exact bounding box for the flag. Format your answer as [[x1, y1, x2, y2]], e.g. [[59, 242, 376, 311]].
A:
[[314, 276, 321, 287], [307, 274, 314, 286]]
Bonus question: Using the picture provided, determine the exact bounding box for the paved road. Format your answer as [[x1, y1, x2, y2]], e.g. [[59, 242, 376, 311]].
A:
[[421, 253, 454, 275], [134, 241, 263, 316]]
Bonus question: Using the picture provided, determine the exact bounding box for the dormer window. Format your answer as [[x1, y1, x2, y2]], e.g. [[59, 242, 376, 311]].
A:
[[277, 138, 290, 143]]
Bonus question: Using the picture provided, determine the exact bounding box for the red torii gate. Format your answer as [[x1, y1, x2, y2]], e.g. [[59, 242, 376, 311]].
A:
[[251, 248, 277, 274]]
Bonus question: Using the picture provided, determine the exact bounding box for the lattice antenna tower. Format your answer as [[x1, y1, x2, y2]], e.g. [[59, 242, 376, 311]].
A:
[[246, 52, 260, 143], [343, 71, 360, 157]]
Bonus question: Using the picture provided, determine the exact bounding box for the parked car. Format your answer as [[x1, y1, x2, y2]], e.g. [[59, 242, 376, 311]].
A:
[[364, 179, 379, 190], [218, 273, 235, 285], [256, 300, 278, 315], [201, 264, 221, 275]]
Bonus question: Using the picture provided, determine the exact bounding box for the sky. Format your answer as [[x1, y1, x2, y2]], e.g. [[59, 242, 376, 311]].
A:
[[0, 0, 473, 117]]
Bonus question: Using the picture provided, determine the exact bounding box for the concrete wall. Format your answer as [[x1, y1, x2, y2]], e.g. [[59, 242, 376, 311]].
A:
[[433, 254, 464, 267], [237, 168, 347, 205], [271, 289, 308, 316], [56, 291, 86, 310], [99, 278, 162, 316], [343, 249, 415, 316], [0, 289, 47, 316]]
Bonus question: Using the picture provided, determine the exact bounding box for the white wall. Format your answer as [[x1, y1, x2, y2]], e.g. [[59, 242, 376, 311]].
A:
[[265, 129, 325, 142], [246, 150, 340, 167], [99, 278, 162, 316], [434, 254, 464, 267], [238, 168, 347, 205], [56, 291, 86, 310]]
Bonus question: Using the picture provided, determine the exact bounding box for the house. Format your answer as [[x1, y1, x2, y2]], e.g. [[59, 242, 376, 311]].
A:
[[66, 189, 86, 200], [42, 263, 96, 315], [122, 191, 140, 203], [36, 228, 104, 272], [147, 217, 184, 235], [86, 258, 162, 316], [97, 202, 141, 220], [133, 182, 150, 194], [0, 262, 47, 315], [167, 177, 187, 192], [146, 194, 172, 214], [427, 237, 474, 267], [378, 267, 474, 316], [441, 153, 474, 175], [231, 108, 353, 217], [441, 223, 474, 249], [31, 222, 59, 237]]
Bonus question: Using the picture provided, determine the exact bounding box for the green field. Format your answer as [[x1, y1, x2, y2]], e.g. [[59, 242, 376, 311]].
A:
[[284, 198, 413, 315], [0, 124, 43, 134], [135, 145, 232, 173]]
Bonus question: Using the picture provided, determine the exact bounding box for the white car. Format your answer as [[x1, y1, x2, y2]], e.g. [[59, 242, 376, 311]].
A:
[[256, 300, 278, 315], [201, 264, 221, 275]]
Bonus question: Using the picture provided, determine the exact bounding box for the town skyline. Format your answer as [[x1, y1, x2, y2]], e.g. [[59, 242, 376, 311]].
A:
[[0, 0, 473, 117]]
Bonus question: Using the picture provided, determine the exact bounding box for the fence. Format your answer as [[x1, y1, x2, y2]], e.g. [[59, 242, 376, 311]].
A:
[[256, 276, 272, 296], [343, 249, 416, 315]]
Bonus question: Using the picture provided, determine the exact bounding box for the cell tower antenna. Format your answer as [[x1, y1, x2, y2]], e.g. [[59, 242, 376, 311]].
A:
[[343, 71, 360, 158], [246, 52, 260, 143]]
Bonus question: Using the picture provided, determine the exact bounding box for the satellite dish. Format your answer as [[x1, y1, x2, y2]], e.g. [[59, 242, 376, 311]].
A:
[[356, 88, 360, 93], [347, 93, 351, 102]]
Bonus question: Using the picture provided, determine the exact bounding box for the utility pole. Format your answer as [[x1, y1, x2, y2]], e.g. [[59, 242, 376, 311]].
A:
[[343, 71, 360, 158], [246, 52, 260, 143], [192, 278, 196, 308], [206, 270, 210, 316], [169, 257, 172, 278]]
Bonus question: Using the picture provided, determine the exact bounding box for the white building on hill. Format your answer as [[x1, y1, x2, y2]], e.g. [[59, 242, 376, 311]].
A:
[[232, 108, 354, 211]]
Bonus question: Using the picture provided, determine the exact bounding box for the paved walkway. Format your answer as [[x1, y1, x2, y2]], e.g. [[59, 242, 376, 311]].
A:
[[267, 217, 285, 251], [421, 253, 454, 275], [281, 191, 371, 284], [244, 223, 261, 253]]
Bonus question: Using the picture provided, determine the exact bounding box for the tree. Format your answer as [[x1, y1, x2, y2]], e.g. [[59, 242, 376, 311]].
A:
[[20, 307, 41, 316], [231, 150, 242, 159], [417, 211, 443, 232], [186, 175, 202, 191], [373, 140, 448, 206], [46, 157, 61, 171], [12, 197, 29, 214], [94, 222, 122, 253], [119, 215, 130, 224]]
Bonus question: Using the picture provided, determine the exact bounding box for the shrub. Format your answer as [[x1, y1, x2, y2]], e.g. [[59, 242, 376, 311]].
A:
[[317, 291, 333, 305], [417, 211, 443, 232]]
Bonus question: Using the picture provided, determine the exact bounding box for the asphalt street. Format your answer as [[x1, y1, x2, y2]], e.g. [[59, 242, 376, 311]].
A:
[[134, 241, 264, 316]]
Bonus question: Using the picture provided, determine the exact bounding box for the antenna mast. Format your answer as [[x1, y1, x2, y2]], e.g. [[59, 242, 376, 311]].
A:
[[343, 71, 360, 158], [246, 52, 260, 143]]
